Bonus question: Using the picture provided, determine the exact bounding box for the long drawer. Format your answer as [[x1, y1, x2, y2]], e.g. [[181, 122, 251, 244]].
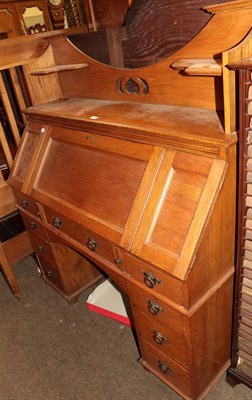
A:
[[43, 205, 118, 266]]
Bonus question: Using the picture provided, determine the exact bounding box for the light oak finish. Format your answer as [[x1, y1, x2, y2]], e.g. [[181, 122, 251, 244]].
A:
[[171, 58, 223, 76], [29, 63, 89, 75], [4, 1, 252, 398]]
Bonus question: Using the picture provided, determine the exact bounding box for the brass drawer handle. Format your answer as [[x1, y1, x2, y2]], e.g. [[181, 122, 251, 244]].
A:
[[21, 199, 29, 209], [87, 238, 99, 252], [158, 360, 171, 375], [152, 330, 167, 345], [141, 270, 161, 289], [47, 270, 53, 277], [29, 221, 37, 230], [114, 258, 122, 266], [53, 217, 63, 229], [146, 299, 164, 316], [38, 245, 45, 254]]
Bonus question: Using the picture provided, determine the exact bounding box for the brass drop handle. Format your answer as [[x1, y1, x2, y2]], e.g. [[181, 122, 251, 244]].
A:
[[21, 199, 29, 209], [29, 221, 37, 230], [53, 217, 63, 229], [158, 360, 171, 375], [38, 245, 45, 254], [114, 258, 121, 266], [152, 330, 167, 345], [47, 270, 53, 277], [87, 238, 99, 252], [141, 270, 161, 289], [146, 299, 164, 316]]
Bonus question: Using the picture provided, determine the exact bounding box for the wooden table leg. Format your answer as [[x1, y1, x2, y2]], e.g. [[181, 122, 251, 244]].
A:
[[0, 245, 21, 298]]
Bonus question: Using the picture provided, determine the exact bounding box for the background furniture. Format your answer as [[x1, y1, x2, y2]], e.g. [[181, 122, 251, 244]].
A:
[[0, 0, 52, 36], [0, 31, 33, 297], [226, 56, 252, 389], [47, 0, 65, 29], [0, 17, 41, 296]]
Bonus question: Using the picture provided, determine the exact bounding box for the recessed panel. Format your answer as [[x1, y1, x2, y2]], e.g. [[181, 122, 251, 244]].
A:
[[36, 138, 147, 228], [151, 169, 207, 254], [13, 131, 39, 181]]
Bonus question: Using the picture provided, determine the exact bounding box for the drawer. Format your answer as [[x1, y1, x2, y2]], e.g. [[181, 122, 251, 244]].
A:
[[43, 206, 118, 266], [140, 339, 191, 397], [14, 190, 42, 218], [29, 234, 55, 266], [134, 310, 188, 367], [129, 284, 184, 336], [20, 211, 48, 241], [38, 258, 65, 293], [123, 252, 183, 305]]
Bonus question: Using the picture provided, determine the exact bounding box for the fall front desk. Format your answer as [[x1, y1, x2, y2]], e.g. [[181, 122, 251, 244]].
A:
[[8, 96, 236, 400]]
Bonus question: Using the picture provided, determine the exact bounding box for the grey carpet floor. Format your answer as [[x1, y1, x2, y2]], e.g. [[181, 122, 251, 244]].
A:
[[0, 255, 251, 400]]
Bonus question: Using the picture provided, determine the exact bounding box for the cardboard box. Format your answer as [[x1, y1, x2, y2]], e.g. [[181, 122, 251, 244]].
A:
[[86, 278, 133, 327]]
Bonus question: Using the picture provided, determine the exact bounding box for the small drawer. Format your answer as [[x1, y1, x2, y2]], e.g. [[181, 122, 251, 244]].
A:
[[43, 206, 118, 266], [20, 211, 48, 241], [123, 253, 183, 305], [134, 310, 188, 367], [130, 284, 185, 336], [38, 258, 64, 292], [29, 234, 55, 266], [140, 339, 191, 398], [14, 190, 42, 218]]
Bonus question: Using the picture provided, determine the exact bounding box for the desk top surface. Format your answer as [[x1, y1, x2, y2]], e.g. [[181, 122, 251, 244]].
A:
[[26, 98, 236, 152]]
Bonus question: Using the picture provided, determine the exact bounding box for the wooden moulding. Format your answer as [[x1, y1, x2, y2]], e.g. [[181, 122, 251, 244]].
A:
[[29, 63, 89, 76], [170, 59, 223, 76], [222, 30, 252, 134], [0, 30, 67, 71], [0, 36, 48, 71], [228, 57, 252, 70], [204, 0, 252, 14]]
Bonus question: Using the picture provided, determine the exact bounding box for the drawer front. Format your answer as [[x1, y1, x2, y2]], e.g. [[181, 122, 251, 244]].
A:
[[29, 234, 55, 266], [140, 339, 191, 397], [20, 211, 48, 241], [134, 310, 188, 367], [14, 190, 42, 218], [123, 253, 183, 305], [43, 206, 117, 266], [130, 284, 184, 336], [38, 258, 64, 292]]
